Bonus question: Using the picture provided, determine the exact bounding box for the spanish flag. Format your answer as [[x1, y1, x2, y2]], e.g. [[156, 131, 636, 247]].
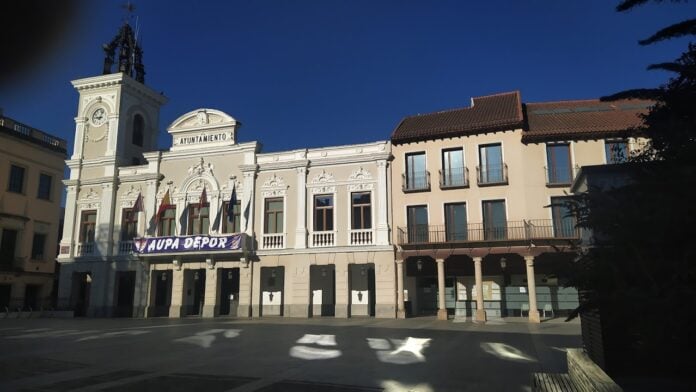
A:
[[156, 189, 171, 221]]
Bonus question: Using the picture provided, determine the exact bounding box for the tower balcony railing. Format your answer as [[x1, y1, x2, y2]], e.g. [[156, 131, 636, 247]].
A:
[[439, 167, 469, 189], [476, 163, 508, 186], [402, 171, 430, 192], [261, 233, 285, 250], [397, 219, 580, 245]]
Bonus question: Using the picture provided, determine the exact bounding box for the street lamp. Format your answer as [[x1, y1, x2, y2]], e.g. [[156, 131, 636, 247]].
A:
[[416, 258, 423, 272], [500, 257, 507, 270]]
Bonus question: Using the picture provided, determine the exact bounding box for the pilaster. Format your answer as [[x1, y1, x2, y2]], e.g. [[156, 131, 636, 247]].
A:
[[376, 160, 389, 245], [237, 259, 253, 318], [295, 166, 308, 248], [202, 261, 219, 318]]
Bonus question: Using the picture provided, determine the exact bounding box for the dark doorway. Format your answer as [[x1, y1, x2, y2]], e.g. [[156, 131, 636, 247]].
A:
[[260, 267, 284, 316], [24, 284, 40, 311], [349, 263, 375, 317], [114, 271, 136, 317], [0, 284, 11, 311], [152, 270, 172, 317], [71, 272, 91, 317], [310, 264, 335, 317], [218, 268, 240, 317], [184, 269, 205, 316]]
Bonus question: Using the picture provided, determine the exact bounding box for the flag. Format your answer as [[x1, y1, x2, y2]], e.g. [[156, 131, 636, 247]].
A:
[[199, 187, 208, 206], [132, 192, 144, 213], [227, 184, 237, 229], [155, 189, 171, 226]]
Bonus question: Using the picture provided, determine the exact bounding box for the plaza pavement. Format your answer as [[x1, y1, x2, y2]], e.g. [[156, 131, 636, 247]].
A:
[[0, 316, 581, 392]]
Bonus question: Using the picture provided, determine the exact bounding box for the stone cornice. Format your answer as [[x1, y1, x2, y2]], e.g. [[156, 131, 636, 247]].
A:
[[256, 245, 393, 256], [71, 73, 168, 106]]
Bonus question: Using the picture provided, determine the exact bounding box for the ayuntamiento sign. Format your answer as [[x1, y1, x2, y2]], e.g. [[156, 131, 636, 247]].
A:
[[133, 234, 242, 254]]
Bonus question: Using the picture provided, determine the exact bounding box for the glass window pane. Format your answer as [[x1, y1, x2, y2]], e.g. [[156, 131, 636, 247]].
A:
[[547, 144, 571, 183], [483, 200, 506, 240], [479, 144, 503, 183], [445, 203, 467, 241]]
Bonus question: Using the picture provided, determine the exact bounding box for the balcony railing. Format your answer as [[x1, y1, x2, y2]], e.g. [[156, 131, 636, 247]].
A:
[[397, 219, 579, 245], [402, 171, 430, 192], [476, 163, 508, 186], [439, 167, 469, 189], [262, 233, 285, 249], [311, 231, 335, 247], [349, 229, 374, 245], [77, 242, 95, 256], [545, 165, 580, 186], [118, 241, 133, 255]]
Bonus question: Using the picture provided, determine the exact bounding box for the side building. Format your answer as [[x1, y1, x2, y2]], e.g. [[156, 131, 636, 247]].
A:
[[0, 113, 67, 312], [390, 91, 650, 322]]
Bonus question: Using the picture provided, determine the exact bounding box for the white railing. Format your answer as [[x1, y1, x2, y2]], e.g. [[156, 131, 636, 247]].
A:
[[311, 231, 335, 247], [77, 242, 94, 256], [262, 233, 285, 249], [118, 241, 133, 255], [350, 229, 374, 246]]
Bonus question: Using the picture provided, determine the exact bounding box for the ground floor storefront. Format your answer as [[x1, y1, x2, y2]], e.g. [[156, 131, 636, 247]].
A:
[[0, 272, 54, 313]]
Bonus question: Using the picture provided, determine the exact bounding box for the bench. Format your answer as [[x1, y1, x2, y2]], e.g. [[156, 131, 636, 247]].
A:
[[532, 348, 623, 392]]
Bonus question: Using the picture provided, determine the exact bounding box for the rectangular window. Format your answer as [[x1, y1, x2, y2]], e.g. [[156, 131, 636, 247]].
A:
[[0, 229, 18, 265], [120, 208, 138, 241], [479, 144, 504, 184], [551, 197, 577, 238], [351, 192, 372, 230], [406, 205, 428, 243], [546, 143, 572, 185], [264, 198, 284, 234], [222, 201, 241, 233], [445, 202, 467, 241], [187, 203, 210, 235], [31, 233, 46, 260], [80, 210, 97, 243], [8, 165, 25, 193], [405, 152, 428, 190], [482, 200, 507, 240], [605, 140, 628, 164], [441, 148, 466, 187], [314, 194, 334, 232], [37, 173, 52, 200], [158, 206, 177, 236]]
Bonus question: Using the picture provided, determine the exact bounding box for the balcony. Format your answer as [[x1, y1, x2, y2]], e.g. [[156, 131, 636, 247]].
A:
[[77, 242, 95, 256], [545, 165, 579, 187], [476, 163, 508, 186], [397, 219, 579, 246], [350, 229, 374, 246], [311, 231, 335, 247], [261, 233, 285, 250], [402, 171, 430, 192], [439, 167, 469, 189], [118, 241, 133, 255]]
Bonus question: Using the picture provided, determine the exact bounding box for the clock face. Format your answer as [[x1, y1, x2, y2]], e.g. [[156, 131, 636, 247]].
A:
[[91, 108, 107, 127]]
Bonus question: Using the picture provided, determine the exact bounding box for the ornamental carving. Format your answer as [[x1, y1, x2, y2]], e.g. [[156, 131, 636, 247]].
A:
[[262, 174, 286, 189], [311, 185, 336, 194], [310, 169, 335, 184], [349, 167, 372, 181], [188, 157, 214, 176], [347, 183, 374, 191], [121, 185, 142, 199], [262, 189, 287, 197], [81, 187, 99, 200]]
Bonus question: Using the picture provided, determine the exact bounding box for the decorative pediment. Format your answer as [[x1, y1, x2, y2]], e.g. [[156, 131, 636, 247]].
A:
[[121, 185, 142, 199], [81, 187, 100, 200], [168, 108, 237, 131], [349, 167, 372, 181], [262, 174, 286, 189], [188, 157, 214, 176], [310, 170, 335, 184]]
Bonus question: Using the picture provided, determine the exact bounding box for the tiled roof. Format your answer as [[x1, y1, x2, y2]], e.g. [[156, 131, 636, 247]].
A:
[[390, 91, 524, 144], [522, 99, 652, 143]]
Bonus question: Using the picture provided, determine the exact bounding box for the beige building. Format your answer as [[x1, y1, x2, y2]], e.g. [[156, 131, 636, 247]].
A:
[[0, 113, 67, 312], [390, 91, 649, 322]]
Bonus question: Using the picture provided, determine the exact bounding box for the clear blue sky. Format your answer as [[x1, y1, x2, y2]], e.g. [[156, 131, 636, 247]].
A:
[[1, 0, 693, 155]]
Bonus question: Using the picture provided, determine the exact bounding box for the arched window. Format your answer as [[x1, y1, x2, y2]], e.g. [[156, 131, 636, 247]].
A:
[[132, 114, 144, 147]]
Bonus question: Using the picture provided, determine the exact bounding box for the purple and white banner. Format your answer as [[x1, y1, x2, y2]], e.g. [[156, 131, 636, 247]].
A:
[[133, 234, 242, 255]]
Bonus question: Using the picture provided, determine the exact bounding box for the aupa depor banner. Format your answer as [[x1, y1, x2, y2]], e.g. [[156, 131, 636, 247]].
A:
[[132, 234, 242, 254]]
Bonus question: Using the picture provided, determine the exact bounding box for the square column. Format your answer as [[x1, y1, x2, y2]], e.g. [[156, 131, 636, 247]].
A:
[[524, 256, 541, 323], [295, 166, 308, 248], [396, 260, 406, 319], [473, 256, 487, 323], [334, 263, 349, 318], [202, 261, 219, 318], [237, 259, 253, 318], [436, 258, 447, 320], [169, 261, 184, 318]]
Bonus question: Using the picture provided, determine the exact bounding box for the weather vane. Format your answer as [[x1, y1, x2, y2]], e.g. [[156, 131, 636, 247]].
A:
[[121, 1, 136, 23]]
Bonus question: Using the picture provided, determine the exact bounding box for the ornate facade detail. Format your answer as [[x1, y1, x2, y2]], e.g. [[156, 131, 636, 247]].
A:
[[121, 185, 142, 199], [262, 189, 287, 197], [81, 187, 100, 200], [262, 174, 286, 189], [349, 167, 372, 181], [188, 157, 214, 176], [197, 110, 209, 125], [311, 185, 336, 194], [310, 169, 335, 184], [347, 183, 374, 192]]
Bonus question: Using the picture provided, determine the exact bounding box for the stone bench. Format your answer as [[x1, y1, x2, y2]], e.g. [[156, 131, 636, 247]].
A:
[[532, 348, 622, 392]]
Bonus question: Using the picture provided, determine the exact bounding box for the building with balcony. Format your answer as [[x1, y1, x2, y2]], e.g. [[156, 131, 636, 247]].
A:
[[0, 112, 67, 312], [390, 91, 650, 322], [56, 22, 394, 319]]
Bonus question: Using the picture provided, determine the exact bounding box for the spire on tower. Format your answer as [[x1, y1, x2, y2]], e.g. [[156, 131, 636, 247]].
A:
[[102, 2, 145, 83]]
